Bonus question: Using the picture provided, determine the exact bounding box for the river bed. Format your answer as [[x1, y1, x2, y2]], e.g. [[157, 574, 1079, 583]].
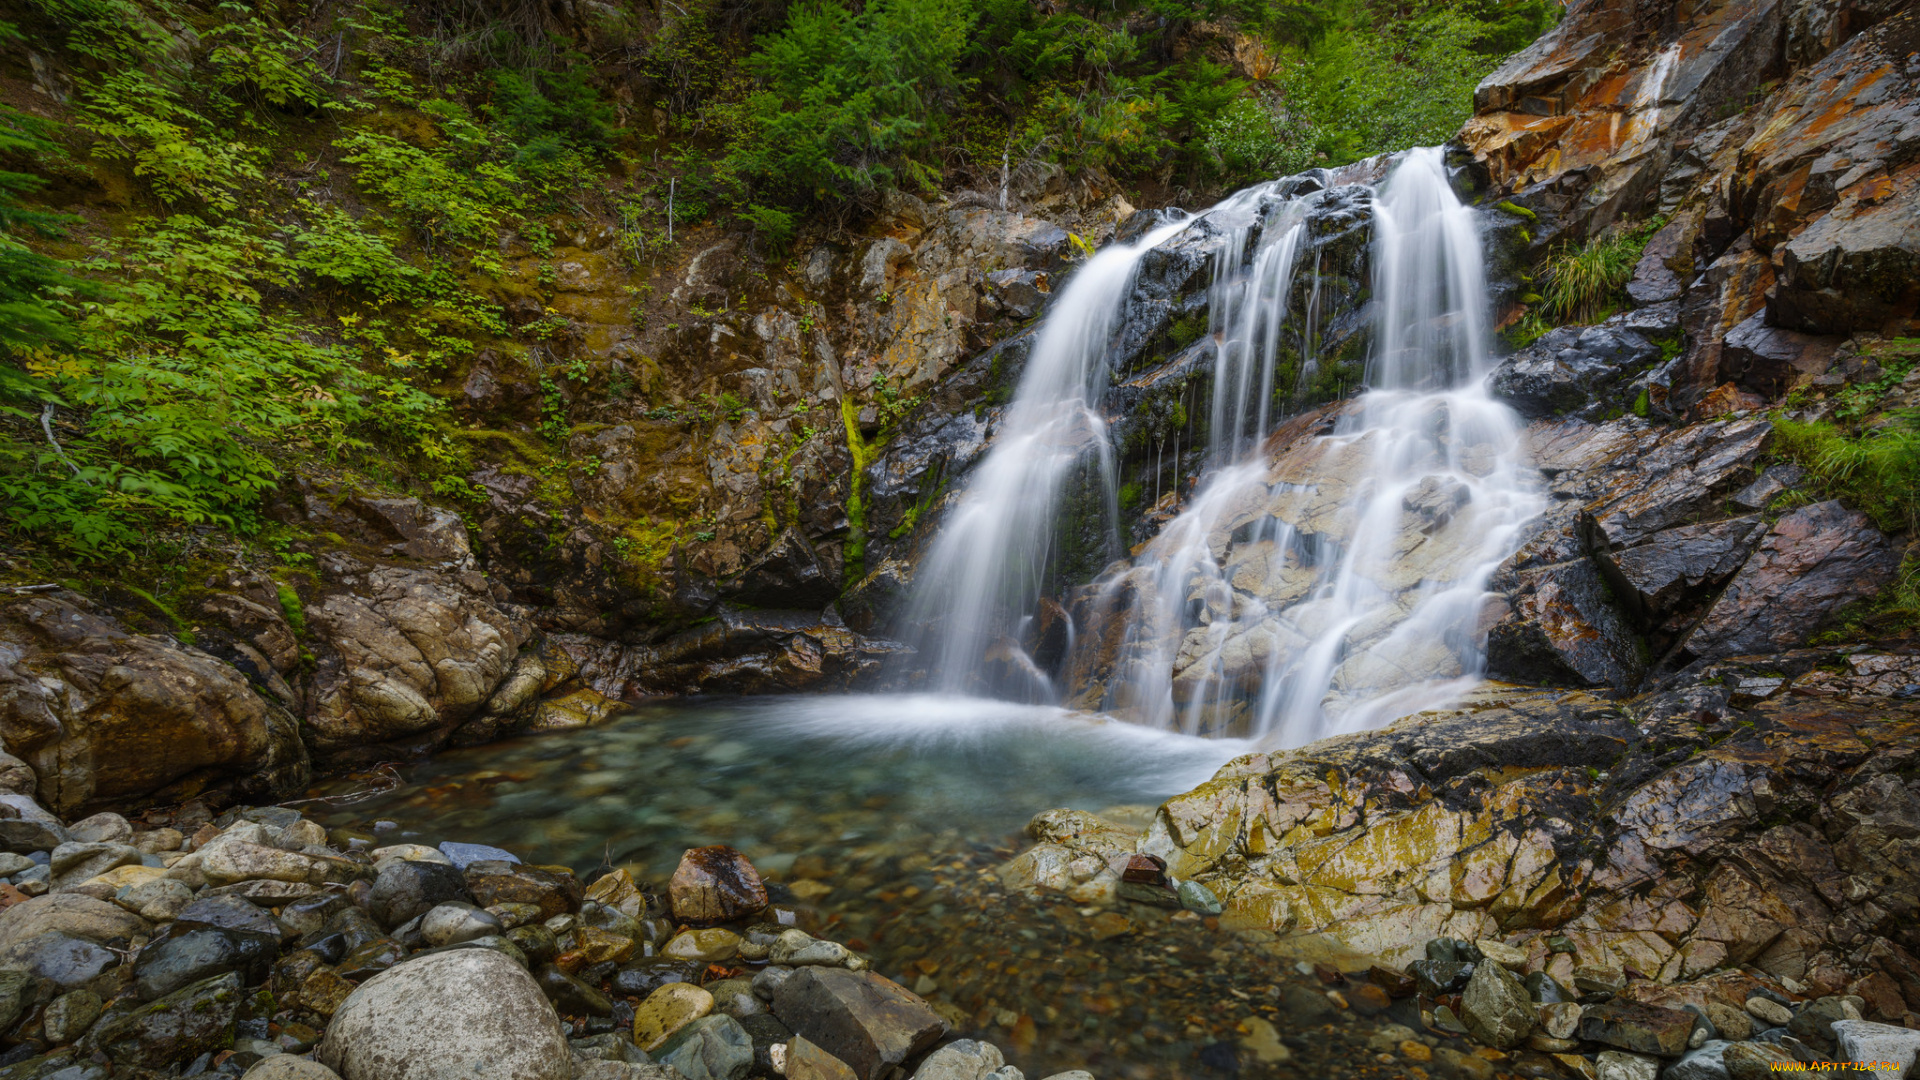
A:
[[301, 695, 1445, 1079]]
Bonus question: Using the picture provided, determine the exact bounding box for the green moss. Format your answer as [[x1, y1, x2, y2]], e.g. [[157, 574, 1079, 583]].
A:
[[1632, 389, 1650, 418], [1495, 200, 1536, 221], [276, 583, 308, 638], [839, 395, 875, 586]]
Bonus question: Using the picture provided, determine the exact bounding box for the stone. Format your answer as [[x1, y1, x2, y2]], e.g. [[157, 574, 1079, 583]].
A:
[[508, 924, 561, 965], [1176, 879, 1221, 915], [1541, 1002, 1582, 1041], [1830, 1020, 1920, 1075], [87, 972, 241, 1068], [133, 926, 277, 1001], [662, 927, 742, 963], [48, 841, 142, 888], [1578, 1000, 1698, 1057], [438, 841, 519, 869], [43, 988, 103, 1044], [67, 813, 132, 845], [371, 844, 450, 868], [1593, 1051, 1659, 1080], [1488, 322, 1660, 420], [910, 1038, 1005, 1080], [336, 937, 407, 980], [1745, 996, 1792, 1027], [657, 1015, 754, 1080], [1460, 954, 1535, 1049], [1409, 960, 1474, 996], [1664, 1042, 1733, 1080], [1485, 557, 1646, 690], [242, 1059, 346, 1080], [0, 970, 35, 1032], [300, 968, 357, 1017], [369, 859, 472, 928], [668, 846, 767, 925], [317, 949, 571, 1080], [1526, 971, 1573, 1004], [1687, 501, 1900, 660], [1789, 996, 1858, 1046], [571, 1032, 650, 1064], [0, 753, 34, 797], [1704, 1002, 1751, 1041], [535, 963, 612, 1016], [1722, 1041, 1797, 1080], [115, 877, 193, 921], [790, 1034, 860, 1080], [633, 983, 715, 1052], [0, 793, 69, 852], [1475, 939, 1528, 970], [770, 929, 858, 968], [583, 869, 648, 920], [420, 901, 504, 947], [465, 861, 582, 920], [770, 967, 948, 1080]]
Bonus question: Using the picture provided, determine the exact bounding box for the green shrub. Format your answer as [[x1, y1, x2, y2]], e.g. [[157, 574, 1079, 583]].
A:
[[1539, 218, 1662, 324]]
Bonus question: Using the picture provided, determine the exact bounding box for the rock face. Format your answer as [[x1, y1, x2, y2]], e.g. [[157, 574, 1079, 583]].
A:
[[317, 949, 573, 1080]]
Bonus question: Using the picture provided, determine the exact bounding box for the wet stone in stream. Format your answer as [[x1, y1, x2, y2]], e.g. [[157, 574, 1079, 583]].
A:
[[305, 696, 1551, 1078]]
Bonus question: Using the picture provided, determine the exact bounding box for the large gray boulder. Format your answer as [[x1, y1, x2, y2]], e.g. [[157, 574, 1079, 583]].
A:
[[317, 948, 571, 1080]]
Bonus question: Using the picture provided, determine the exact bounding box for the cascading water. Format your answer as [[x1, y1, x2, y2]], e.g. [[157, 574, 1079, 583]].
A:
[[901, 213, 1193, 695], [905, 147, 1541, 745]]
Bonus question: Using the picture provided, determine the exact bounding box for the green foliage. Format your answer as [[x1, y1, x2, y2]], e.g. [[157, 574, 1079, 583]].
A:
[[487, 57, 617, 155], [1540, 218, 1662, 324], [0, 105, 84, 351], [1772, 414, 1920, 537], [81, 71, 268, 211], [719, 0, 975, 206], [205, 4, 340, 114]]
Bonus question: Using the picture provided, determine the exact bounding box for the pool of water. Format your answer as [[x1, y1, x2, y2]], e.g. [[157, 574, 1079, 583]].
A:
[[302, 695, 1441, 1079]]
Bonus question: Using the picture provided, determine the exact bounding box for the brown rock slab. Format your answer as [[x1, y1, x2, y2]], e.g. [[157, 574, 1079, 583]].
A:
[[466, 861, 583, 920], [1576, 1000, 1697, 1057], [669, 846, 767, 924], [770, 967, 948, 1080], [786, 1035, 858, 1080]]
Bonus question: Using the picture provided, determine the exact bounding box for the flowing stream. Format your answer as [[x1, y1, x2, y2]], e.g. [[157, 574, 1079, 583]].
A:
[[905, 147, 1541, 745]]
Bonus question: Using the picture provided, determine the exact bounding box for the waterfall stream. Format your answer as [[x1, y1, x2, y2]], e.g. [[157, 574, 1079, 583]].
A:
[[904, 147, 1542, 745]]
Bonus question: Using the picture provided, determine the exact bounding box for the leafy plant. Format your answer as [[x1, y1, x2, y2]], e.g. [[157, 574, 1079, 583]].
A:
[[1540, 218, 1663, 324]]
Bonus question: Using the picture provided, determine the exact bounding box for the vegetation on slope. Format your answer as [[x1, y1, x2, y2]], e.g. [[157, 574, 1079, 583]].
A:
[[0, 0, 1554, 587]]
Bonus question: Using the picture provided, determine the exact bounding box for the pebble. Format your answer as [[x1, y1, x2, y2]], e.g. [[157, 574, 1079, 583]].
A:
[[634, 982, 715, 1051], [421, 901, 505, 947], [663, 927, 742, 962], [1746, 996, 1793, 1027]]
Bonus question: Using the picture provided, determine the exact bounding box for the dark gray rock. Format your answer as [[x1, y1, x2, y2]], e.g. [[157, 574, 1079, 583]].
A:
[[656, 1015, 753, 1080], [770, 968, 948, 1080], [1599, 516, 1766, 626], [2, 932, 119, 991], [736, 1012, 794, 1079], [535, 963, 612, 1017], [133, 927, 277, 1002], [1719, 312, 1842, 397], [0, 794, 69, 853], [369, 858, 473, 929], [1489, 323, 1660, 419], [1486, 557, 1646, 690], [1460, 959, 1534, 1049], [438, 841, 519, 869], [1576, 999, 1698, 1057], [1686, 501, 1900, 660], [174, 895, 280, 938], [84, 972, 240, 1069]]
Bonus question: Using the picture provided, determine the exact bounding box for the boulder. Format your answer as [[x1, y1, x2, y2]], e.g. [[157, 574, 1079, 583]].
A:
[[1686, 501, 1899, 660], [369, 859, 473, 928], [1577, 1000, 1699, 1057], [317, 949, 572, 1080], [0, 792, 69, 852], [1718, 314, 1842, 397], [242, 1059, 346, 1080], [48, 841, 142, 889], [67, 813, 132, 844], [1721, 1041, 1797, 1078], [1488, 323, 1660, 419], [771, 968, 948, 1080], [789, 1034, 860, 1080], [1830, 1020, 1920, 1075], [910, 1040, 1006, 1080], [42, 987, 102, 1043], [0, 594, 310, 815], [465, 861, 581, 920], [85, 971, 241, 1068], [669, 846, 768, 925], [1485, 558, 1646, 690], [1599, 517, 1765, 627], [1460, 958, 1536, 1049], [421, 901, 503, 947], [132, 926, 277, 1001]]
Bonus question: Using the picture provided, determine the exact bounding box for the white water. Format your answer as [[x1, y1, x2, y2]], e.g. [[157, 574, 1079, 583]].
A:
[[902, 213, 1193, 694], [906, 147, 1541, 746]]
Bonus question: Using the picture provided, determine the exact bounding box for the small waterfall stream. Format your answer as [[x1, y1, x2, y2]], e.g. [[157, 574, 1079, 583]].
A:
[[904, 147, 1542, 745]]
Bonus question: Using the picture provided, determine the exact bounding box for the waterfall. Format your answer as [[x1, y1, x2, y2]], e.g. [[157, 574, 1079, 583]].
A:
[[901, 213, 1195, 695], [904, 147, 1541, 745]]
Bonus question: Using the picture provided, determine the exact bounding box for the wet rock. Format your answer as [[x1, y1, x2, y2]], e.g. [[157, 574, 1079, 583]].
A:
[[1719, 314, 1842, 397], [1578, 1000, 1699, 1057], [615, 959, 704, 998], [769, 929, 858, 969], [1789, 996, 1859, 1047], [300, 967, 356, 1017], [85, 971, 240, 1068], [771, 968, 947, 1080], [1176, 880, 1221, 915], [318, 950, 571, 1080], [1600, 517, 1765, 627], [133, 926, 277, 1001], [571, 1032, 650, 1064], [668, 846, 767, 925], [633, 983, 713, 1052], [420, 901, 503, 947], [662, 928, 741, 963], [178, 894, 281, 937], [368, 859, 472, 928], [1461, 956, 1536, 1049], [656, 1015, 753, 1080], [1686, 501, 1898, 660], [1540, 1002, 1582, 1040], [1489, 323, 1661, 419], [1527, 972, 1573, 1005], [536, 963, 612, 1016], [465, 861, 581, 920], [1485, 558, 1645, 690]]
